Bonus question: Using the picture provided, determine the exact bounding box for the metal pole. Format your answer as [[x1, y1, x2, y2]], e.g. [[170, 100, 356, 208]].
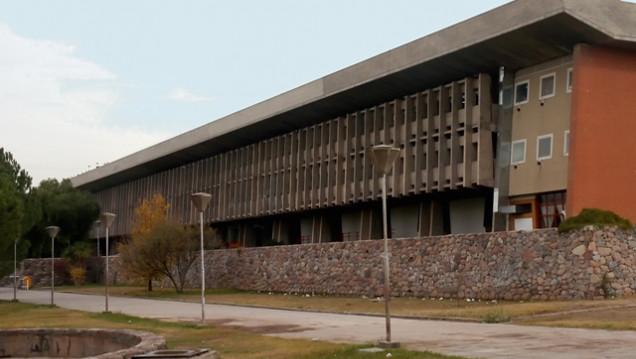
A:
[[13, 239, 17, 301], [105, 225, 110, 313], [381, 174, 391, 343], [51, 236, 55, 306], [199, 210, 206, 325], [45, 226, 59, 306]]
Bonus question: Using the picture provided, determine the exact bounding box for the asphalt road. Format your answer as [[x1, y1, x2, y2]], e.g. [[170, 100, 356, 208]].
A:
[[2, 287, 635, 359]]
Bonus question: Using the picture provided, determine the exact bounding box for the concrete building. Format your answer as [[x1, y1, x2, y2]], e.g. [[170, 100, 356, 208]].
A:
[[72, 0, 636, 245]]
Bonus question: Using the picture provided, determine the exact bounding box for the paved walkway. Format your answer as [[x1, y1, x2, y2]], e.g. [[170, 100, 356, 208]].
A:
[[2, 287, 635, 358]]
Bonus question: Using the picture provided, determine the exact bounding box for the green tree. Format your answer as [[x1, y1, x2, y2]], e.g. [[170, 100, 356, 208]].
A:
[[0, 148, 36, 276], [0, 176, 23, 273], [24, 179, 100, 258]]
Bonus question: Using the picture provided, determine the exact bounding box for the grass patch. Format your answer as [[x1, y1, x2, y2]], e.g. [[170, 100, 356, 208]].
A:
[[515, 305, 636, 330], [482, 309, 511, 323], [56, 285, 636, 326], [0, 300, 462, 359], [57, 285, 636, 322]]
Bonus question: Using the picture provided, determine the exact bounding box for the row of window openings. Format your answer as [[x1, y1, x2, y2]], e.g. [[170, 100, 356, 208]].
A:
[[514, 68, 572, 105], [511, 131, 569, 165]]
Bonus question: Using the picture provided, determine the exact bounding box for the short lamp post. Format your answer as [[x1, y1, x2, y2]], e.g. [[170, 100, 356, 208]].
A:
[[100, 212, 116, 313], [368, 144, 401, 347], [191, 192, 212, 325], [45, 226, 60, 306]]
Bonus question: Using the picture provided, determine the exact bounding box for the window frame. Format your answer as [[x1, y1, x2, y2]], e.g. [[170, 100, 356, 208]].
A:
[[539, 73, 556, 100], [514, 80, 530, 105], [536, 134, 554, 161], [566, 68, 573, 93], [511, 139, 527, 165]]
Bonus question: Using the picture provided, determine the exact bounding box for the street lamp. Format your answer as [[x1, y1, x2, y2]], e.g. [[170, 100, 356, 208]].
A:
[[13, 237, 19, 302], [368, 144, 401, 347], [45, 226, 60, 306], [191, 192, 212, 325], [100, 212, 116, 313]]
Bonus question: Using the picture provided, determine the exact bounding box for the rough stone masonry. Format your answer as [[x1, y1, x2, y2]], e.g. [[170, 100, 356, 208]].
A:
[[16, 227, 636, 301], [198, 227, 636, 301]]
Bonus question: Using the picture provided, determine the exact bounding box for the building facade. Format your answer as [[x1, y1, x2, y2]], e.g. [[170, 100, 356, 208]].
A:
[[72, 0, 636, 246]]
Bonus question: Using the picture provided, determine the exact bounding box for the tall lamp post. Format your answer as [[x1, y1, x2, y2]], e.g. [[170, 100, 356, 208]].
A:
[[368, 144, 401, 347], [45, 226, 60, 306], [100, 212, 116, 313], [191, 192, 212, 325], [13, 237, 19, 302]]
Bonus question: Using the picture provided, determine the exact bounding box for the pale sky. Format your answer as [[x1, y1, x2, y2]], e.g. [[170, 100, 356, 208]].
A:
[[0, 0, 510, 185]]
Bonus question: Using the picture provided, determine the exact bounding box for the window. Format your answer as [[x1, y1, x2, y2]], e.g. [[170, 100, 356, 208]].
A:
[[511, 139, 526, 164], [564, 131, 570, 156], [514, 81, 529, 105], [537, 134, 553, 161], [539, 73, 556, 99], [566, 68, 573, 93], [539, 191, 567, 228]]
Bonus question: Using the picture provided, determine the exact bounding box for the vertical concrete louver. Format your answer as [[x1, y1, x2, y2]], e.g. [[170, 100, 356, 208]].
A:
[[95, 74, 495, 237]]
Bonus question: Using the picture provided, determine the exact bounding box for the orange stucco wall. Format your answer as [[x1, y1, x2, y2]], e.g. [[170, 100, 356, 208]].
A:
[[567, 44, 636, 221]]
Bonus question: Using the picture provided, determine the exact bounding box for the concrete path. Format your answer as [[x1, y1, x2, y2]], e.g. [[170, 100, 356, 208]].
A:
[[2, 287, 635, 359]]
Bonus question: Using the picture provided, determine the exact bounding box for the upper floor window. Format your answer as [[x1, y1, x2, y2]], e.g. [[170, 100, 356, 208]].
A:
[[539, 73, 556, 99], [511, 139, 527, 165], [514, 81, 529, 105], [566, 68, 573, 93], [537, 134, 553, 161], [564, 131, 570, 156]]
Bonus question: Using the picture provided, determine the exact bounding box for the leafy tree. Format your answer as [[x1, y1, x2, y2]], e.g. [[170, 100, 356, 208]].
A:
[[122, 221, 218, 293], [0, 148, 32, 194], [118, 194, 221, 292], [0, 148, 36, 276], [132, 194, 169, 237], [0, 176, 23, 274], [118, 194, 170, 291], [24, 179, 100, 258]]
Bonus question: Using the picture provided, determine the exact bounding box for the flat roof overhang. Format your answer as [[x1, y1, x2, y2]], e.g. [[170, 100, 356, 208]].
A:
[[72, 0, 636, 192]]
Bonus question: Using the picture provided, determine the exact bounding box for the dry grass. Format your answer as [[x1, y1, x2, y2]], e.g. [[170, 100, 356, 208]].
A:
[[515, 305, 636, 330], [58, 285, 636, 328], [0, 300, 462, 359]]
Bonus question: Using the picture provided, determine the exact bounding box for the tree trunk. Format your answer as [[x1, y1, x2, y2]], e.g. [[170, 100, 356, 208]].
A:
[[147, 278, 153, 292]]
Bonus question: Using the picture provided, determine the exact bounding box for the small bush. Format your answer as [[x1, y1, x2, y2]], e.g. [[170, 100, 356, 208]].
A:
[[483, 310, 511, 323], [53, 260, 71, 285], [70, 267, 86, 286], [600, 272, 614, 299], [558, 208, 633, 233]]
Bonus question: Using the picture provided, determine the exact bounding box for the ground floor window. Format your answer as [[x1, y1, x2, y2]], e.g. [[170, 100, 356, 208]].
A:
[[538, 191, 566, 228]]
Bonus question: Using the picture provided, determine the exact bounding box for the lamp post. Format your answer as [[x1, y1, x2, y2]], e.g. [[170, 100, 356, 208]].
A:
[[45, 226, 60, 306], [13, 237, 19, 302], [191, 192, 212, 325], [368, 144, 401, 347], [94, 220, 101, 257], [100, 212, 116, 313]]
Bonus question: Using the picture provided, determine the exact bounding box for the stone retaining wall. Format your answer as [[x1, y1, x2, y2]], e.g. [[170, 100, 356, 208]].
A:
[[11, 227, 636, 301], [200, 227, 636, 300]]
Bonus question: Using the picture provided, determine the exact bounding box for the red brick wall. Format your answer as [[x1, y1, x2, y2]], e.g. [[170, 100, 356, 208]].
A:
[[567, 44, 636, 221]]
